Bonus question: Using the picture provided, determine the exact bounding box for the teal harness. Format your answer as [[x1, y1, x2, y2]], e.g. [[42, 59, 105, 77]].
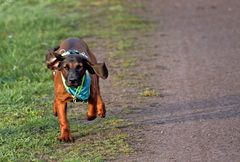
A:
[[60, 49, 91, 103]]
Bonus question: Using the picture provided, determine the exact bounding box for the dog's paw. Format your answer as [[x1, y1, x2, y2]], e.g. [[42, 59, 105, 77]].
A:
[[86, 113, 97, 121], [58, 129, 74, 142], [97, 111, 106, 118], [97, 103, 106, 118], [58, 135, 74, 143]]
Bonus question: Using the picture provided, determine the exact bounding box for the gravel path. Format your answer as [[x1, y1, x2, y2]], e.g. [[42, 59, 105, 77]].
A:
[[116, 0, 240, 161]]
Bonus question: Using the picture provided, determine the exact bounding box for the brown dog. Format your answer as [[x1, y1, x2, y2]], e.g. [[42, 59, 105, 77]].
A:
[[46, 38, 108, 142]]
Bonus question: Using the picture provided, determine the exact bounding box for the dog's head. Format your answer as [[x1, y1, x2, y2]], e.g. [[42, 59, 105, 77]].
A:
[[46, 48, 108, 87]]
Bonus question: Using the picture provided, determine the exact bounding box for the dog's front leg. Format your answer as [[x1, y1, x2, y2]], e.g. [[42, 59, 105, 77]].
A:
[[97, 94, 106, 118], [86, 78, 98, 121], [87, 96, 97, 121], [56, 100, 74, 142]]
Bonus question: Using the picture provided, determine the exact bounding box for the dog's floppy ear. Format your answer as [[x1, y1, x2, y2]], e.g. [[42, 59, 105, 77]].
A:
[[45, 46, 64, 70], [86, 61, 108, 79]]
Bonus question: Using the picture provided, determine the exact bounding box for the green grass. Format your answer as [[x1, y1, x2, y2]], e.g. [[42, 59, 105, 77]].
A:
[[0, 0, 148, 161]]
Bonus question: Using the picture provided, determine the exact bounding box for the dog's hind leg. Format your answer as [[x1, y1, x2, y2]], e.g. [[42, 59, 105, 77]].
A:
[[95, 77, 106, 118]]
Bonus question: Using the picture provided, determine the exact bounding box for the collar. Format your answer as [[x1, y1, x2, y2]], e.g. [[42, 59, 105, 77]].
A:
[[61, 71, 91, 103]]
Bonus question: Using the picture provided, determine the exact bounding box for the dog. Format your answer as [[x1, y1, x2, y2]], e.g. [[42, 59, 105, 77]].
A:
[[45, 38, 108, 142]]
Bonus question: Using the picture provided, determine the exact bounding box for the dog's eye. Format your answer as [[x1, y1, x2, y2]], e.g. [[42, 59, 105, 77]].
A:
[[76, 65, 82, 70], [64, 65, 69, 70]]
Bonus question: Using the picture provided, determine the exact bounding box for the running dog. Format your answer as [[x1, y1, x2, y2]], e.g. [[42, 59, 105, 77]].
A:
[[46, 38, 108, 142]]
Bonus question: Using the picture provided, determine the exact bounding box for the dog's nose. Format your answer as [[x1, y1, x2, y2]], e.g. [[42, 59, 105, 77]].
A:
[[69, 78, 77, 83]]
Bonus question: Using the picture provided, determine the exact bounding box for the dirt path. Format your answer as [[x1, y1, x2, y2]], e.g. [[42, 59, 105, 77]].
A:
[[114, 0, 240, 161]]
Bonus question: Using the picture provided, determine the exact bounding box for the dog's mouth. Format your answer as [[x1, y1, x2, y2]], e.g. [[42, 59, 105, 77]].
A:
[[66, 81, 81, 88]]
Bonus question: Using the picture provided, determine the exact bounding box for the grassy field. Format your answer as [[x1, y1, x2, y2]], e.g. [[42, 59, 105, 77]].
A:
[[0, 0, 148, 161]]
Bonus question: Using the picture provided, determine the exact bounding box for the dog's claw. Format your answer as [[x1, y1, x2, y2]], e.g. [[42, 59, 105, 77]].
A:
[[98, 112, 105, 118], [97, 103, 106, 118], [58, 129, 74, 142], [58, 136, 74, 143], [97, 109, 106, 118]]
